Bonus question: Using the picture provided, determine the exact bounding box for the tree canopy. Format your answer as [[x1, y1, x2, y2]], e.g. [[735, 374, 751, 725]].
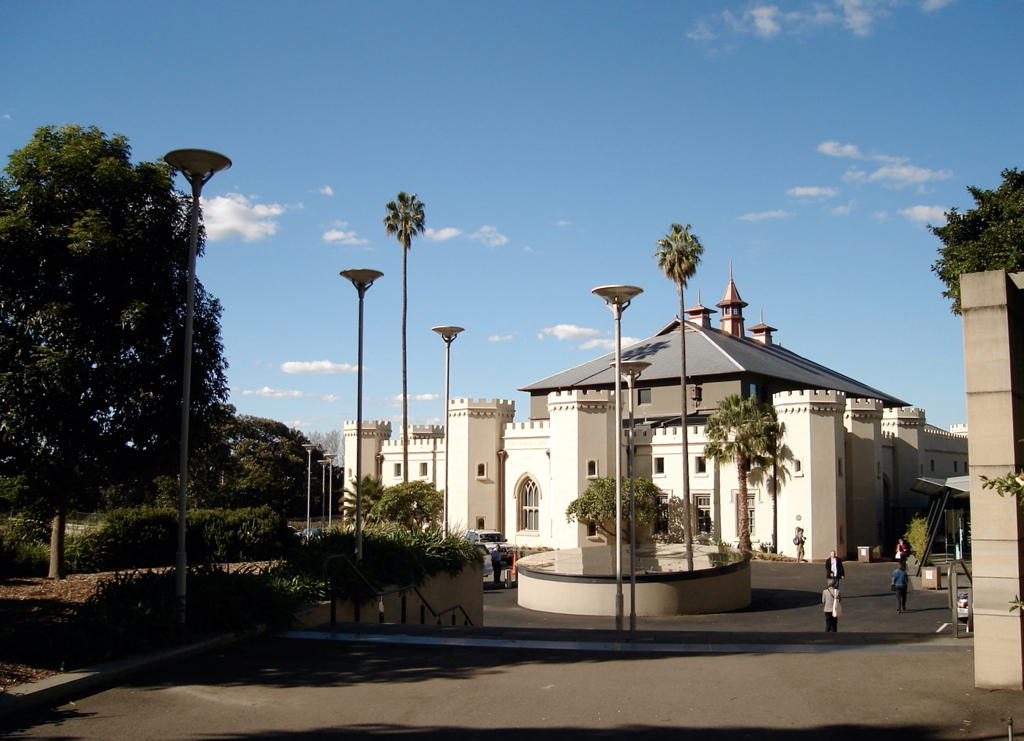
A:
[[0, 125, 228, 572], [367, 481, 442, 529], [565, 477, 663, 538], [931, 168, 1024, 314]]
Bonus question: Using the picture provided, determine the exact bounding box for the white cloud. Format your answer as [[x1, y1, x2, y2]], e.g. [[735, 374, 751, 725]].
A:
[[837, 0, 880, 37], [867, 164, 953, 188], [818, 140, 864, 159], [286, 419, 313, 429], [469, 225, 508, 247], [787, 186, 838, 199], [540, 324, 601, 341], [579, 337, 643, 351], [424, 227, 463, 241], [830, 201, 855, 215], [281, 360, 358, 374], [686, 20, 717, 41], [318, 185, 334, 196], [748, 5, 783, 37], [899, 205, 947, 224], [842, 168, 868, 183], [322, 221, 368, 245], [555, 220, 573, 227], [522, 246, 535, 254], [921, 0, 953, 11], [1, 114, 10, 120], [241, 386, 309, 399], [738, 209, 788, 221], [321, 394, 341, 403], [202, 193, 285, 242], [390, 392, 440, 402], [488, 334, 514, 342]]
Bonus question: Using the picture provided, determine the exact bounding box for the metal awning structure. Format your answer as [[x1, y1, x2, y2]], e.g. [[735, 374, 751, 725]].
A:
[[910, 475, 971, 573]]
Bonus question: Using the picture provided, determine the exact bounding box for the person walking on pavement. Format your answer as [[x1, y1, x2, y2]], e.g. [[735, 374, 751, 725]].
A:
[[825, 550, 845, 582], [822, 579, 842, 632], [891, 560, 909, 613], [793, 527, 806, 562]]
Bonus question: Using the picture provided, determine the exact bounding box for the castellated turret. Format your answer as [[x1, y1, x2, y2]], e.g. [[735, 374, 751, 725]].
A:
[[342, 420, 392, 485], [772, 390, 847, 559], [445, 399, 515, 532], [843, 398, 884, 551]]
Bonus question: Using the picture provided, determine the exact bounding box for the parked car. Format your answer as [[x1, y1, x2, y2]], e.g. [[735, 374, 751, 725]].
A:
[[466, 529, 512, 565]]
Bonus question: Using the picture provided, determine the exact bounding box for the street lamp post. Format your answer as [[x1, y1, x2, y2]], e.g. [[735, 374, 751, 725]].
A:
[[301, 443, 315, 536], [318, 459, 329, 530], [592, 284, 643, 631], [431, 325, 464, 536], [324, 453, 336, 528], [619, 360, 651, 633], [164, 148, 231, 625], [341, 269, 383, 561]]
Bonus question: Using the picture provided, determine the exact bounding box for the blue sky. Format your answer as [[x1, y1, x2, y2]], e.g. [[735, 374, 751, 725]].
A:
[[4, 0, 1021, 435]]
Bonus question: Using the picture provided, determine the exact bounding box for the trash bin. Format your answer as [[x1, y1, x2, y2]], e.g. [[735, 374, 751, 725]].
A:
[[857, 546, 872, 563], [921, 566, 940, 589]]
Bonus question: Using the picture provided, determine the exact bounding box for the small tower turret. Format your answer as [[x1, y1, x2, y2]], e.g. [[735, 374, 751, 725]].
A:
[[717, 265, 748, 338]]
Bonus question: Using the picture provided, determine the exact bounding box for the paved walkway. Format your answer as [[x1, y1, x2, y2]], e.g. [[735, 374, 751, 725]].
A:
[[2, 560, 1020, 740]]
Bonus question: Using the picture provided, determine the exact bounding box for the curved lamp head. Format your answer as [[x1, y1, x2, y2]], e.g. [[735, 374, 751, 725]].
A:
[[341, 269, 384, 292], [617, 360, 652, 381], [302, 443, 316, 453], [164, 149, 232, 181], [318, 459, 330, 468], [592, 284, 643, 308], [324, 453, 336, 461], [432, 325, 465, 343]]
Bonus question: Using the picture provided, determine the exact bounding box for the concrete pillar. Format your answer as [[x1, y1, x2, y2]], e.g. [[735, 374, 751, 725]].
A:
[[961, 270, 1024, 690]]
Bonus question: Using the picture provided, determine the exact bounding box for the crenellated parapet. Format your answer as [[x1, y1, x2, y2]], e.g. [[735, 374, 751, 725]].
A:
[[546, 388, 612, 414], [881, 407, 925, 430], [343, 420, 393, 440], [844, 397, 884, 422], [448, 398, 516, 420], [381, 436, 442, 452], [772, 389, 846, 416], [505, 419, 551, 433]]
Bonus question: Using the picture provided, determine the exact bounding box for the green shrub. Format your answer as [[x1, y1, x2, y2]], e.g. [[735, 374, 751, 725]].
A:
[[61, 564, 303, 668], [904, 514, 929, 565], [0, 516, 50, 578], [69, 506, 295, 571]]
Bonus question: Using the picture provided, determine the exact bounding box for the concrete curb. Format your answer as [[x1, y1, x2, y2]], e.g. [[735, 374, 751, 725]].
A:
[[0, 629, 261, 721]]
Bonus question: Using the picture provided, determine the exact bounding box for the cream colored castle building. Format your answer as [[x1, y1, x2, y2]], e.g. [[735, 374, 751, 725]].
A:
[[344, 277, 968, 560]]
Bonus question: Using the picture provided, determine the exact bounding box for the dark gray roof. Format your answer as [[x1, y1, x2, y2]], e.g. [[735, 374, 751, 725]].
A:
[[520, 320, 908, 407]]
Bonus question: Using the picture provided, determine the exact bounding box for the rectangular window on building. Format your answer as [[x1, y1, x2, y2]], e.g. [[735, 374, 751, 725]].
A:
[[696, 494, 712, 534], [794, 459, 803, 476], [747, 493, 756, 535], [393, 463, 402, 478], [954, 461, 958, 473], [476, 462, 487, 479], [654, 494, 669, 534], [419, 462, 428, 477], [695, 456, 707, 474], [838, 458, 843, 477], [587, 521, 597, 537], [654, 457, 665, 475], [930, 459, 935, 472], [587, 459, 598, 478], [638, 388, 652, 405]]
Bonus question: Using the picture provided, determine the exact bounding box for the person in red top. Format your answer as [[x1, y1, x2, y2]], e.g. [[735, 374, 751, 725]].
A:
[[895, 537, 910, 563]]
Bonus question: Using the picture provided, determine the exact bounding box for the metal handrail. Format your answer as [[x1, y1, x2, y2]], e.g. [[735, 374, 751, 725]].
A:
[[947, 559, 973, 638], [324, 553, 474, 628]]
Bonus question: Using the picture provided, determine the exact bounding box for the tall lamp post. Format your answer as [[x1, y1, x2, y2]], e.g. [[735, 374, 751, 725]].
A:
[[619, 360, 651, 633], [324, 453, 336, 528], [592, 284, 643, 631], [301, 443, 315, 536], [318, 459, 330, 529], [341, 268, 383, 561], [164, 148, 231, 624], [431, 325, 464, 536]]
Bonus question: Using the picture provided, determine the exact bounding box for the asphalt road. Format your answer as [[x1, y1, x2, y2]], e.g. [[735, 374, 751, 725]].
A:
[[2, 560, 1021, 740]]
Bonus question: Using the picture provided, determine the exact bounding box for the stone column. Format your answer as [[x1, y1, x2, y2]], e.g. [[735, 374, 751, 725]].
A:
[[961, 270, 1024, 690]]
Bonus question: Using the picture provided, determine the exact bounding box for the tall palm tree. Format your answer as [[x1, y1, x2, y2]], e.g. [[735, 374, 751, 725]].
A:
[[704, 394, 775, 556], [383, 192, 426, 483], [654, 223, 704, 570]]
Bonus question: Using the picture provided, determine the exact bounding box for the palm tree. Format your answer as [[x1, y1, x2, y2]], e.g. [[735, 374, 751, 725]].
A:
[[704, 394, 775, 555], [383, 192, 426, 483], [654, 223, 704, 570], [342, 475, 386, 526], [762, 414, 790, 554]]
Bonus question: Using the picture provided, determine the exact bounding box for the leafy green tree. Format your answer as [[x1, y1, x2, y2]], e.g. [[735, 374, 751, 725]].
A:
[[565, 477, 663, 539], [0, 125, 228, 576], [703, 395, 776, 555], [931, 168, 1024, 314], [655, 222, 704, 569], [191, 413, 313, 516], [383, 192, 426, 482], [367, 481, 441, 529], [342, 475, 386, 526]]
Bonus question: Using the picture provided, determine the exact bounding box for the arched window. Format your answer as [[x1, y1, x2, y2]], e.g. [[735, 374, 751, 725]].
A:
[[519, 478, 540, 532]]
